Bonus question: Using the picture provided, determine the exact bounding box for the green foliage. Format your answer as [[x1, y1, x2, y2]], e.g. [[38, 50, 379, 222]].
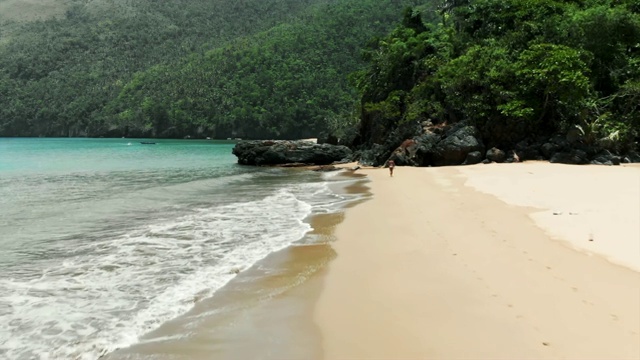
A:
[[514, 43, 591, 130], [438, 42, 515, 122], [0, 0, 433, 138], [354, 0, 640, 149], [3, 0, 638, 149]]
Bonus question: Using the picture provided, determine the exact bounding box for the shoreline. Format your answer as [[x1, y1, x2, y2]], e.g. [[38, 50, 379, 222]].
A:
[[315, 163, 640, 359], [105, 168, 369, 359]]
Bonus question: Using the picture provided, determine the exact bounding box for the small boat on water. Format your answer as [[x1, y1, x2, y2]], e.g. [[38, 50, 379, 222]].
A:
[[140, 142, 156, 145]]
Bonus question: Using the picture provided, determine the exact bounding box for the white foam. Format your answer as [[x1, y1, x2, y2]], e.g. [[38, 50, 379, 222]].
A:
[[0, 189, 312, 360], [0, 171, 367, 360], [289, 180, 365, 214]]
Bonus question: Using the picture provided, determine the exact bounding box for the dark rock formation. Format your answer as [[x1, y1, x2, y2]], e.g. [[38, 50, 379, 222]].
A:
[[463, 151, 483, 165], [486, 147, 506, 163], [355, 143, 388, 166], [408, 132, 441, 166], [505, 150, 521, 163], [550, 150, 589, 164], [514, 140, 543, 161], [433, 124, 485, 166], [627, 151, 640, 163], [388, 139, 420, 166], [590, 150, 621, 166], [357, 122, 484, 167], [354, 120, 423, 166], [540, 142, 561, 159], [352, 117, 638, 167], [232, 140, 352, 166]]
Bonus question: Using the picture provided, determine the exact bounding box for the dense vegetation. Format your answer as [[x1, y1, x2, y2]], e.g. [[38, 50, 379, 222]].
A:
[[353, 0, 640, 151], [2, 0, 638, 149], [0, 0, 435, 138]]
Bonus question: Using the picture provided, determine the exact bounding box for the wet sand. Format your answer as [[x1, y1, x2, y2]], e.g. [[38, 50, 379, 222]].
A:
[[108, 243, 332, 360], [315, 163, 640, 359]]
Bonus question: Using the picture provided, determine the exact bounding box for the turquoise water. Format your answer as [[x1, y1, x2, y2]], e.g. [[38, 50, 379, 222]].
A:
[[0, 138, 357, 360]]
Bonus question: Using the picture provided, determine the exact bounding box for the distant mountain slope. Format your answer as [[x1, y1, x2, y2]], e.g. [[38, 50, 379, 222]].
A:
[[0, 0, 436, 138], [0, 0, 69, 24], [107, 0, 438, 139], [0, 0, 332, 136]]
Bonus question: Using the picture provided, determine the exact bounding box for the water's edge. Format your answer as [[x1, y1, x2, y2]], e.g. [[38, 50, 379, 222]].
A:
[[104, 169, 371, 359]]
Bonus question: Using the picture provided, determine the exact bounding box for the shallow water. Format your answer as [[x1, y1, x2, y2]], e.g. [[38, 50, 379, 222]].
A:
[[0, 138, 361, 359]]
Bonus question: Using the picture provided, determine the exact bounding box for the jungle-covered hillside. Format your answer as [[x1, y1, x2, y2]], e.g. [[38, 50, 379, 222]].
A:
[[0, 0, 437, 138], [353, 0, 640, 155], [2, 0, 638, 149]]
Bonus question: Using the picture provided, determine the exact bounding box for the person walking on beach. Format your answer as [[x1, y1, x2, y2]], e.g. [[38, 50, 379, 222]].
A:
[[387, 159, 395, 177]]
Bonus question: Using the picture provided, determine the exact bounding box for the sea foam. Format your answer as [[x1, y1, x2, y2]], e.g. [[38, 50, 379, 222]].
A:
[[0, 188, 315, 360]]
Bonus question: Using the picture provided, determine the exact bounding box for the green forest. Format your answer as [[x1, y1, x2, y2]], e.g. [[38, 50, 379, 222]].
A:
[[353, 0, 640, 151], [0, 0, 435, 138], [0, 0, 638, 150]]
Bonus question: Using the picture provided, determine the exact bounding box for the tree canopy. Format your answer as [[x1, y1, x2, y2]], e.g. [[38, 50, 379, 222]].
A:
[[0, 0, 437, 138], [2, 0, 638, 149], [354, 0, 640, 150]]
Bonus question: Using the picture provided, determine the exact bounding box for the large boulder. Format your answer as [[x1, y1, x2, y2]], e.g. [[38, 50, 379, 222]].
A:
[[550, 150, 589, 164], [590, 150, 621, 166], [540, 142, 561, 159], [514, 140, 542, 161], [627, 151, 640, 163], [378, 123, 484, 167], [433, 124, 484, 166], [232, 140, 352, 166], [354, 144, 387, 166], [388, 133, 440, 166], [365, 120, 423, 166], [463, 151, 483, 165], [486, 147, 506, 163], [412, 132, 441, 166], [388, 139, 419, 166]]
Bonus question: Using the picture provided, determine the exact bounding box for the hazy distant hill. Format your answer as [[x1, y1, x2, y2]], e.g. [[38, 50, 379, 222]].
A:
[[0, 0, 69, 23], [0, 0, 433, 138]]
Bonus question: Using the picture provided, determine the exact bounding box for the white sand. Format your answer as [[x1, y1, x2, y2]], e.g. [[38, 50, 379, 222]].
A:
[[459, 163, 640, 271], [316, 163, 640, 359]]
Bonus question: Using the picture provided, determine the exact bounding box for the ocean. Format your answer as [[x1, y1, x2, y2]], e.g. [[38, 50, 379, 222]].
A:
[[0, 138, 363, 360]]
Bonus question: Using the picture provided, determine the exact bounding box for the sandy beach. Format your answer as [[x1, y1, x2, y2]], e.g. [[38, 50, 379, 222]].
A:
[[316, 162, 640, 359]]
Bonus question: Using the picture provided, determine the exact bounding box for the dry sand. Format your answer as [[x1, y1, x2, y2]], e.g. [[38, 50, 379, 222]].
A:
[[316, 163, 640, 359]]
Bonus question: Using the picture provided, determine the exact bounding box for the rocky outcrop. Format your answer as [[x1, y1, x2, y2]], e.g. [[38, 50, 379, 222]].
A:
[[590, 150, 621, 166], [354, 119, 423, 166], [355, 122, 640, 166], [352, 118, 639, 167], [370, 122, 485, 167], [486, 147, 506, 163], [232, 140, 352, 166], [550, 150, 589, 164], [433, 124, 485, 166], [463, 151, 483, 165]]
